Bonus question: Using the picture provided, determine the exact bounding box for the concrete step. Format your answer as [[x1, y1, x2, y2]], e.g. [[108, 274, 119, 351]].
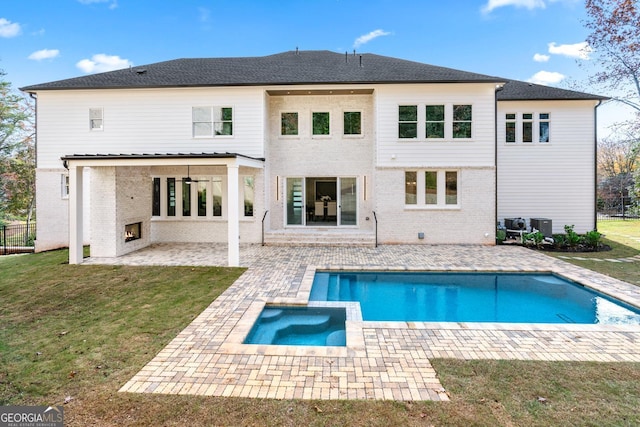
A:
[[264, 230, 376, 247]]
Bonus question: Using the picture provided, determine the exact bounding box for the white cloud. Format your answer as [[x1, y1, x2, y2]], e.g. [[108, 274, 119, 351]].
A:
[[533, 53, 550, 62], [78, 0, 118, 9], [0, 18, 21, 38], [28, 49, 60, 61], [482, 0, 546, 13], [527, 70, 566, 85], [76, 54, 132, 73], [548, 41, 591, 60], [353, 29, 391, 48]]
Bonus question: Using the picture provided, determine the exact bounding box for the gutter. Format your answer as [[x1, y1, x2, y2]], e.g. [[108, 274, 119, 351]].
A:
[[495, 84, 505, 239]]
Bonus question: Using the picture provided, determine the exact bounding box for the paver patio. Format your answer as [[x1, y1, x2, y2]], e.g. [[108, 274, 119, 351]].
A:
[[85, 244, 640, 401]]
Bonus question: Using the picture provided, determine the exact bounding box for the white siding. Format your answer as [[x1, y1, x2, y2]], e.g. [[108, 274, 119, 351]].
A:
[[36, 87, 266, 169], [376, 83, 497, 168], [497, 100, 598, 233]]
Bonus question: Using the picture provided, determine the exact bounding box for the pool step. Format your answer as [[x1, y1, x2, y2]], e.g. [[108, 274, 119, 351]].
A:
[[326, 330, 346, 346]]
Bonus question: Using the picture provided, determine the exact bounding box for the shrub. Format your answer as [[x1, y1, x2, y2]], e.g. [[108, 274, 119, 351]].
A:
[[583, 230, 602, 250], [564, 225, 581, 247], [524, 231, 545, 248]]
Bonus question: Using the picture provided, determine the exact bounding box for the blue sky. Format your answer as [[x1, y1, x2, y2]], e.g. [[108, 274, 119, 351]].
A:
[[0, 0, 631, 135]]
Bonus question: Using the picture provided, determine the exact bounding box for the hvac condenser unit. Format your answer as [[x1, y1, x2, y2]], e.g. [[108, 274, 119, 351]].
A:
[[530, 218, 552, 238]]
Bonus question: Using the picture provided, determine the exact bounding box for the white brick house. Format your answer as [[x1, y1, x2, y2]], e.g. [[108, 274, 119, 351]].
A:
[[21, 50, 606, 266]]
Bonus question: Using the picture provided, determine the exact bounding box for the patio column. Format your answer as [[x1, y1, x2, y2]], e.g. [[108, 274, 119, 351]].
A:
[[68, 165, 84, 264], [227, 164, 240, 267]]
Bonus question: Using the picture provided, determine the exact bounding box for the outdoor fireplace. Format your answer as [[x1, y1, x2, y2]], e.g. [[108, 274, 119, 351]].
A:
[[124, 222, 141, 242]]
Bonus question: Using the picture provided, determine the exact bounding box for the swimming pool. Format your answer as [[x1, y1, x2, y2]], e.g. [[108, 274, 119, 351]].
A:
[[309, 271, 640, 324]]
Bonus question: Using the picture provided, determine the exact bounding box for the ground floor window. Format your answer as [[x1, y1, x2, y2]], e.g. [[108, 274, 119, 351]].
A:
[[285, 176, 357, 226], [405, 170, 459, 207], [151, 175, 255, 219]]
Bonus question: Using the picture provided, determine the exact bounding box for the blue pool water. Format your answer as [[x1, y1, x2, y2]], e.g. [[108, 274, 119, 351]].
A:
[[309, 271, 640, 324], [244, 306, 346, 346]]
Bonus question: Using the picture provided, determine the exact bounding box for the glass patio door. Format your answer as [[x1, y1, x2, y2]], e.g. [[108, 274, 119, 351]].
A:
[[339, 177, 357, 226], [286, 177, 304, 225]]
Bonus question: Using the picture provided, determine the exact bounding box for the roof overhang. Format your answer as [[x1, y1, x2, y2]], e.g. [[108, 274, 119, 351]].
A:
[[61, 152, 265, 169]]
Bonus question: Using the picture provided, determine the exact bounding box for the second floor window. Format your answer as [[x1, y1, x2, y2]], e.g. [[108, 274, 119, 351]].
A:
[[399, 105, 418, 138], [312, 112, 330, 135], [89, 108, 103, 131], [281, 112, 299, 135], [452, 105, 472, 139], [193, 106, 233, 137], [343, 111, 362, 135], [425, 105, 445, 138]]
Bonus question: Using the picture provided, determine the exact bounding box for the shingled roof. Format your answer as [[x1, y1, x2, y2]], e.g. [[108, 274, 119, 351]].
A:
[[21, 50, 607, 101]]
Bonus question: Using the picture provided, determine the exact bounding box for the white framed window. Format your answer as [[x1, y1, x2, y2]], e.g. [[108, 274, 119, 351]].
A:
[[505, 112, 550, 144], [399, 105, 418, 138], [343, 111, 362, 136], [405, 170, 459, 207], [89, 108, 103, 131], [452, 105, 472, 139], [281, 112, 299, 136], [505, 113, 516, 143], [539, 113, 550, 143], [192, 106, 233, 137], [522, 113, 533, 143], [425, 105, 445, 139], [61, 174, 69, 198], [312, 112, 330, 136]]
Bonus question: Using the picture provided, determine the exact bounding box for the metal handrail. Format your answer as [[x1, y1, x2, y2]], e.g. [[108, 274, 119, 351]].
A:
[[372, 211, 378, 248], [261, 210, 269, 246]]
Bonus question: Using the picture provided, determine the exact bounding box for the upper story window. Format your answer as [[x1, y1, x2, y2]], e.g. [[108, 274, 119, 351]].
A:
[[312, 112, 330, 136], [425, 105, 445, 138], [281, 112, 299, 135], [193, 106, 233, 137], [505, 113, 516, 143], [89, 108, 103, 131], [539, 113, 550, 143], [343, 111, 362, 135], [452, 105, 472, 139], [399, 105, 418, 139], [505, 113, 550, 144]]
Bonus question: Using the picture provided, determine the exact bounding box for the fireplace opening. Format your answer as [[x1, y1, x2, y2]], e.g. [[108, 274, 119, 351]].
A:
[[125, 222, 141, 242]]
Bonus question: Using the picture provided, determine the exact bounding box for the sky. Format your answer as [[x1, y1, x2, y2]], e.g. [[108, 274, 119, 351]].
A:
[[0, 0, 634, 137]]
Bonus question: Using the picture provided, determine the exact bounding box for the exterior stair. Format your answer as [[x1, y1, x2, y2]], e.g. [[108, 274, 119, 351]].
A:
[[263, 229, 376, 246]]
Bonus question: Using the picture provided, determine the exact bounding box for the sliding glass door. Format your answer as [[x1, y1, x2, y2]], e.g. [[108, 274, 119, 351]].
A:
[[339, 177, 357, 226], [286, 177, 357, 227]]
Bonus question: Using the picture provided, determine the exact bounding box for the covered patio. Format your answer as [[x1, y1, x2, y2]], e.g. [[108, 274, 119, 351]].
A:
[[63, 152, 264, 267]]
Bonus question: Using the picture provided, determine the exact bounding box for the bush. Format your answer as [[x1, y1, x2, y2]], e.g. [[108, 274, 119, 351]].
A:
[[523, 231, 545, 248], [583, 230, 603, 250], [564, 225, 581, 247]]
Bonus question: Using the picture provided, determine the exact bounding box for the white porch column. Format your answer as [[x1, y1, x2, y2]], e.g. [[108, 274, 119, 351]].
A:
[[227, 164, 240, 267], [68, 165, 84, 264]]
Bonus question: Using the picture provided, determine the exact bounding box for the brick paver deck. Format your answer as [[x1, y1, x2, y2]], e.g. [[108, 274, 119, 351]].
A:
[[86, 244, 640, 401]]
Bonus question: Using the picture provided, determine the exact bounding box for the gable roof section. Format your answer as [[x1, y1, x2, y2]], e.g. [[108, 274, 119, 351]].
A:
[[21, 50, 607, 101], [21, 50, 503, 91]]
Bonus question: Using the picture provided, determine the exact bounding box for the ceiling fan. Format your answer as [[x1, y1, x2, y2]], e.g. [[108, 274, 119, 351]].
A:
[[178, 165, 209, 184]]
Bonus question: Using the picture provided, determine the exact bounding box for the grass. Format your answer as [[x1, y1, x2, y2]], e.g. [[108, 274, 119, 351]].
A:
[[542, 221, 640, 286], [1, 238, 639, 426]]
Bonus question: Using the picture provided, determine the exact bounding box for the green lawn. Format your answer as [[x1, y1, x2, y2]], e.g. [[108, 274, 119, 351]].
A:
[[543, 220, 640, 286], [1, 241, 639, 426]]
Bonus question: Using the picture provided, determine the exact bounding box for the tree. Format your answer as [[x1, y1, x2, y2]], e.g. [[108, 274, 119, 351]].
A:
[[584, 0, 640, 112], [0, 69, 35, 225]]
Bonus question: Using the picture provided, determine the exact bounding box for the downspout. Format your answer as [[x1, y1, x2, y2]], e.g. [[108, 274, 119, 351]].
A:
[[494, 84, 504, 238], [594, 99, 603, 231], [28, 92, 38, 169]]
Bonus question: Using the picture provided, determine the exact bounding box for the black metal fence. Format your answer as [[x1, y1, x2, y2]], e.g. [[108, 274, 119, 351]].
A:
[[597, 196, 640, 221], [1, 222, 36, 255]]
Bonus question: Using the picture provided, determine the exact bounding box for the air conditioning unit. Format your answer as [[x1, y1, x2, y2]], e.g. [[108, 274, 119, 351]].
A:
[[530, 218, 552, 237], [504, 217, 526, 230]]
